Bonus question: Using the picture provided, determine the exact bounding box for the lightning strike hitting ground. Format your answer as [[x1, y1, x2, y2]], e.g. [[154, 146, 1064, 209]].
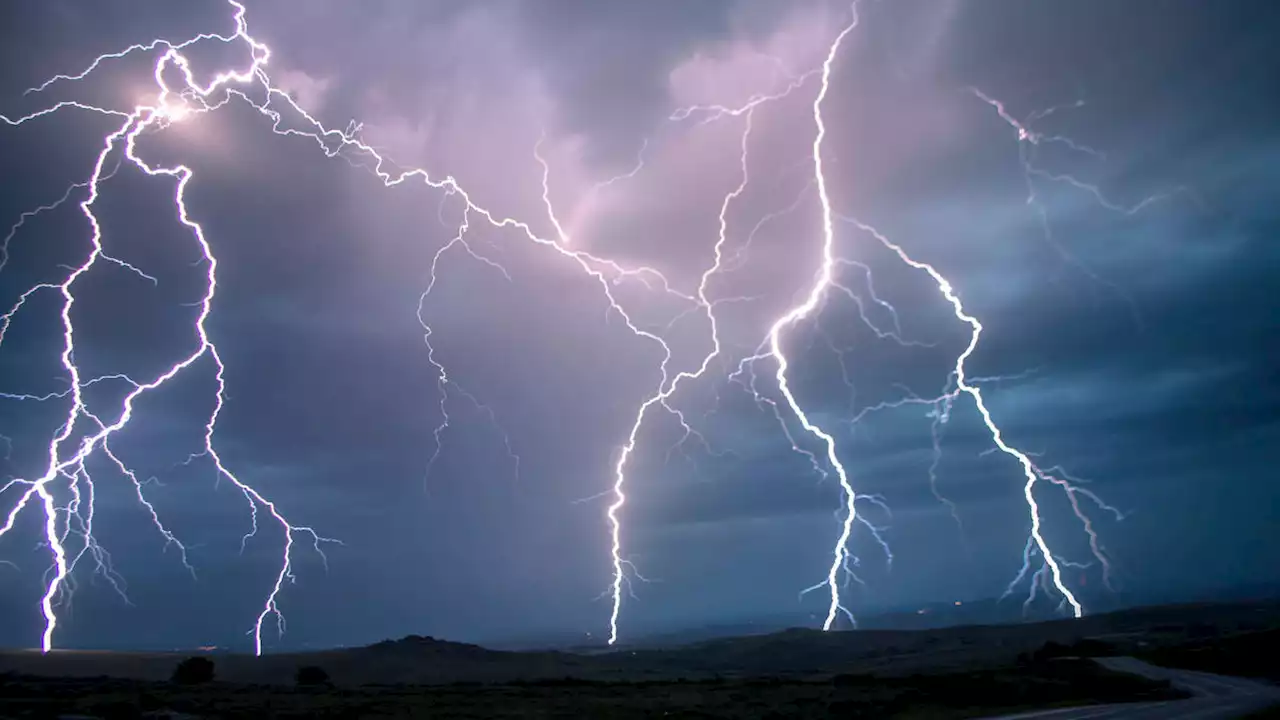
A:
[[0, 0, 1162, 653], [0, 0, 777, 652], [585, 24, 878, 643], [842, 215, 1110, 617], [0, 32, 347, 652], [719, 5, 1150, 624], [589, 104, 761, 646], [0, 0, 693, 653], [957, 86, 1194, 604], [759, 7, 863, 631], [691, 5, 911, 629]]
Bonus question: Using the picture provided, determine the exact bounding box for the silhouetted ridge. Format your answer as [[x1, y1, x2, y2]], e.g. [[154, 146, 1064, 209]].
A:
[[369, 635, 497, 656]]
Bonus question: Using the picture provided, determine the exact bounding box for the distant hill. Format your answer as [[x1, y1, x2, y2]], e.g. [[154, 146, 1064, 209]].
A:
[[606, 582, 1280, 651], [2, 598, 1278, 686]]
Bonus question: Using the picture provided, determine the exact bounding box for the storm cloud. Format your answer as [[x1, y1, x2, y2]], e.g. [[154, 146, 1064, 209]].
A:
[[0, 0, 1276, 651]]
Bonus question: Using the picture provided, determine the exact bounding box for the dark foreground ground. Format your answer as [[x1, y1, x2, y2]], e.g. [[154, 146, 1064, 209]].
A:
[[1, 599, 1276, 718], [1138, 627, 1280, 683], [6, 599, 1280, 686], [0, 657, 1184, 719]]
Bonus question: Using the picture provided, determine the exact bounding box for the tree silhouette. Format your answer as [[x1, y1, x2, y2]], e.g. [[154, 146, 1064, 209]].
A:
[[296, 665, 333, 687], [171, 656, 215, 685]]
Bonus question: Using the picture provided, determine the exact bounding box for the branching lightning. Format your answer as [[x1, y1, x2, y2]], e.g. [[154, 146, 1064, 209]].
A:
[[0, 0, 1167, 653], [591, 101, 759, 646], [0, 28, 348, 652], [715, 2, 1160, 624], [0, 0, 748, 652], [968, 87, 1198, 326], [759, 8, 863, 631], [420, 193, 520, 489]]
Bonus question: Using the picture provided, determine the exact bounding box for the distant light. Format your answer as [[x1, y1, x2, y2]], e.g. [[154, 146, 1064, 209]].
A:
[[917, 609, 928, 614], [954, 601, 962, 606]]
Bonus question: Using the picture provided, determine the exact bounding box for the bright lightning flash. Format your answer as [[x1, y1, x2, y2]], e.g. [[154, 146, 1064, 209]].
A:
[[0, 5, 350, 655], [725, 1, 1162, 627], [760, 10, 864, 631], [1, 0, 727, 653], [0, 0, 1160, 653]]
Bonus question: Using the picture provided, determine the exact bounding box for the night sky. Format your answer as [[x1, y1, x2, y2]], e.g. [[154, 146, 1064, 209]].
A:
[[0, 0, 1277, 653]]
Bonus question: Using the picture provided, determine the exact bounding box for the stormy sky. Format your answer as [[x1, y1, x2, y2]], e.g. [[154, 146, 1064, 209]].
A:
[[0, 0, 1276, 652]]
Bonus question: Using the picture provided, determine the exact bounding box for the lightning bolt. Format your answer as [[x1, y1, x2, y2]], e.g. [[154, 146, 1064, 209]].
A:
[[686, 4, 914, 633], [0, 0, 1168, 653], [841, 215, 1102, 617], [0, 39, 347, 650], [596, 7, 895, 642], [0, 2, 615, 654], [591, 104, 757, 646], [737, 6, 864, 631], [720, 2, 1149, 626], [568, 17, 874, 644], [0, 0, 753, 652]]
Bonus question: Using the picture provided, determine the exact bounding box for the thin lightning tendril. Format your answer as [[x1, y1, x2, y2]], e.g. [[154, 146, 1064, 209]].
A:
[[968, 87, 1198, 325], [419, 196, 520, 489], [724, 4, 1148, 624], [1, 0, 756, 651], [0, 0, 1158, 652]]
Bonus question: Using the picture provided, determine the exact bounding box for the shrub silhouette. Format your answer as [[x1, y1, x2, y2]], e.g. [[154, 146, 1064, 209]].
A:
[[296, 665, 333, 687], [171, 655, 215, 684], [1070, 638, 1117, 657]]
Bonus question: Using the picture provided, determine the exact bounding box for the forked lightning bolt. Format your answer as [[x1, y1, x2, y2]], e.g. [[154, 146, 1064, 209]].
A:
[[592, 105, 758, 645], [0, 0, 1160, 651], [725, 3, 1151, 624], [0, 1, 672, 653], [683, 3, 900, 632], [0, 0, 745, 652], [0, 20, 352, 652], [760, 7, 863, 631], [844, 217, 1094, 615]]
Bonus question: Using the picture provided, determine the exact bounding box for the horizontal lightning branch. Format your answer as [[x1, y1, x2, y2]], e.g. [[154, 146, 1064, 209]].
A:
[[0, 0, 1152, 653]]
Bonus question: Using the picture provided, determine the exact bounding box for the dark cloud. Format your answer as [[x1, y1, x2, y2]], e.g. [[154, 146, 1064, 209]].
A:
[[509, 0, 792, 167], [0, 0, 1276, 651]]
